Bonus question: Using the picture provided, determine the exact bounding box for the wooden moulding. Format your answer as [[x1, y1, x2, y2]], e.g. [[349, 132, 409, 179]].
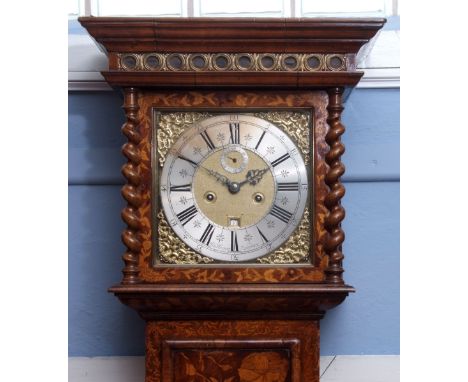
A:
[[101, 71, 365, 89], [78, 17, 386, 89], [78, 17, 386, 54], [109, 283, 354, 321]]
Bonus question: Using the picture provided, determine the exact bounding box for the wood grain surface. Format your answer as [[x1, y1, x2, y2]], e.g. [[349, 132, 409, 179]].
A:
[[324, 88, 347, 284], [79, 17, 386, 53], [146, 320, 319, 382], [78, 17, 385, 88], [120, 88, 142, 284], [109, 283, 353, 320]]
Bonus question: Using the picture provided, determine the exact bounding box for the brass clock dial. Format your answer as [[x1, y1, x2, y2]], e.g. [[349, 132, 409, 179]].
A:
[[159, 114, 308, 262]]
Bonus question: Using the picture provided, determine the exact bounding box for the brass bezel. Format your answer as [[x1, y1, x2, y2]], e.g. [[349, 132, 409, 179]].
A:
[[142, 53, 164, 71], [234, 54, 255, 71], [304, 54, 325, 72], [325, 54, 346, 71], [280, 54, 301, 71], [211, 53, 234, 71], [120, 53, 140, 70], [257, 54, 279, 71], [166, 53, 186, 71], [188, 54, 210, 71]]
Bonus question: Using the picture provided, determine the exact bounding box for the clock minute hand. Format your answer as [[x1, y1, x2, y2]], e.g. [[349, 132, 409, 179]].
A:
[[199, 165, 232, 187]]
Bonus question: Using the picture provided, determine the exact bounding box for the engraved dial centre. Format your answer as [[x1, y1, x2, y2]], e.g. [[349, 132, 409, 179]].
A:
[[192, 147, 274, 228]]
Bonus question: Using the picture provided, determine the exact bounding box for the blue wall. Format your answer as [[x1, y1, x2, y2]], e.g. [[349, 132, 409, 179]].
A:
[[68, 88, 400, 356]]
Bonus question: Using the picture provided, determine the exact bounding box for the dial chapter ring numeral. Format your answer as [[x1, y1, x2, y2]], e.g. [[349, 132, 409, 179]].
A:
[[200, 130, 216, 150], [176, 205, 198, 226], [271, 153, 290, 167], [231, 230, 239, 251], [270, 204, 293, 224], [229, 122, 240, 144], [257, 227, 269, 243], [170, 184, 192, 192], [254, 130, 266, 150], [277, 182, 299, 191], [178, 155, 198, 167], [200, 223, 215, 245]]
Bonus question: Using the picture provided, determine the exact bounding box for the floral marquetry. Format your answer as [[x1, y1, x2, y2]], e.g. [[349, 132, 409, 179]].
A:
[[147, 320, 318, 382], [173, 350, 290, 382]]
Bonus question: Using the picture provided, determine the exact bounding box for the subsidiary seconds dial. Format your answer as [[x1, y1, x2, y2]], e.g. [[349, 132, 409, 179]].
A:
[[159, 114, 308, 262]]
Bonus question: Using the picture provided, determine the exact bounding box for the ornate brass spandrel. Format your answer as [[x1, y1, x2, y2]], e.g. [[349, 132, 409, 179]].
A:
[[157, 209, 311, 265], [156, 112, 210, 167], [157, 110, 310, 166], [158, 210, 215, 264], [256, 208, 310, 264], [254, 111, 310, 165], [155, 110, 312, 265]]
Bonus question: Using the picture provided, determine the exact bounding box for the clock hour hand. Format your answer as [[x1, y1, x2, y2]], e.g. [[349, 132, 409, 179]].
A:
[[239, 167, 270, 187], [200, 165, 269, 194]]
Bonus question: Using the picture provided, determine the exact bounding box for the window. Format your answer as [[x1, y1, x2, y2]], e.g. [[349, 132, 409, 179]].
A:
[[69, 0, 398, 18], [68, 0, 399, 90], [197, 0, 287, 17], [68, 0, 83, 18], [91, 1, 184, 17], [300, 0, 390, 17]]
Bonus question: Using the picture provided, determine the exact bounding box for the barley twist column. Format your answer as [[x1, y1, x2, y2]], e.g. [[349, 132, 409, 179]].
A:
[[324, 87, 346, 284], [120, 87, 142, 284]]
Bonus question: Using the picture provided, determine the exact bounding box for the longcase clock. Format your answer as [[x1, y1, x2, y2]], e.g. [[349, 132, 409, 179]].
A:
[[80, 17, 385, 382]]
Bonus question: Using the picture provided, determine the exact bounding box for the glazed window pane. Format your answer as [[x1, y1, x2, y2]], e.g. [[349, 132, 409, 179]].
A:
[[198, 0, 285, 17], [300, 0, 387, 17], [91, 0, 183, 16]]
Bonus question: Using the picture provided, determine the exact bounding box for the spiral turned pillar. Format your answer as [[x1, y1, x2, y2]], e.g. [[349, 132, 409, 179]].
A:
[[324, 87, 346, 284], [120, 88, 142, 284]]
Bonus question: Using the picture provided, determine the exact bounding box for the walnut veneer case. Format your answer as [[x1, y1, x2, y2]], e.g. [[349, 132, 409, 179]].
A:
[[79, 17, 385, 382]]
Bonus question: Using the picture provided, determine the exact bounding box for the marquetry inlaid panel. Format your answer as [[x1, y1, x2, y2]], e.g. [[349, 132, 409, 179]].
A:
[[146, 320, 320, 382]]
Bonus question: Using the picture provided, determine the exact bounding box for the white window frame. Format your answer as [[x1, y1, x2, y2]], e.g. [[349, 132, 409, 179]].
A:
[[68, 0, 399, 90]]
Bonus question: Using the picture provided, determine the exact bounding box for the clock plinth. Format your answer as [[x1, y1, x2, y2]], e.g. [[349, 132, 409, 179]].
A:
[[80, 17, 385, 382], [110, 284, 352, 382]]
